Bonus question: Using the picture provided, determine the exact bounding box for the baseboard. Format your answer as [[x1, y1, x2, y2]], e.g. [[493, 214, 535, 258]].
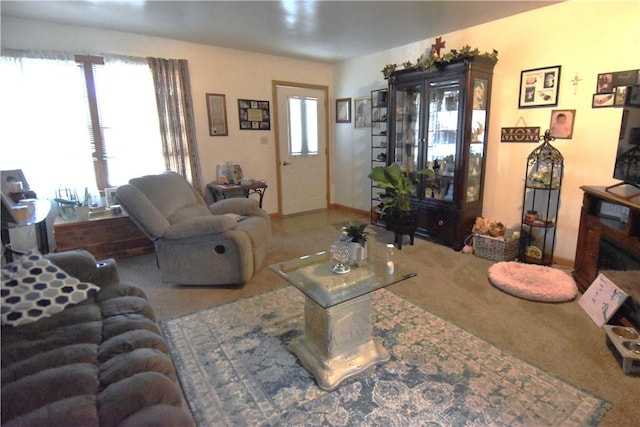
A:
[[329, 203, 369, 217]]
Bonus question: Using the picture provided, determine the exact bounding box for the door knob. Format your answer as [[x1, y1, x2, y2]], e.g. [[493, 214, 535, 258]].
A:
[[282, 161, 291, 166]]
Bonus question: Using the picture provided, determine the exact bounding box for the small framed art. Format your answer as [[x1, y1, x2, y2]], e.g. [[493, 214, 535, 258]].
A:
[[336, 98, 351, 123], [592, 93, 615, 108], [354, 96, 372, 128], [518, 65, 561, 108], [238, 99, 271, 130], [549, 109, 575, 139], [206, 93, 228, 136]]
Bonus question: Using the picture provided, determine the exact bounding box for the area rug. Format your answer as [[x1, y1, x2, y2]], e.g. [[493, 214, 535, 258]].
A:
[[488, 261, 578, 303], [160, 287, 609, 426]]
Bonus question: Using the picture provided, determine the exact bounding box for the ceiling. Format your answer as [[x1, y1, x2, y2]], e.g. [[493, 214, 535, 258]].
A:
[[1, 1, 559, 63]]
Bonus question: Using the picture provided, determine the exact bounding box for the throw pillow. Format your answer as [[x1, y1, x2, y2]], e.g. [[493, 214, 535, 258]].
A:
[[1, 251, 100, 326]]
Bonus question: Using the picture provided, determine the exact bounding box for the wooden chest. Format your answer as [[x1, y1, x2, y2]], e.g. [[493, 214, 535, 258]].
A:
[[54, 212, 154, 260]]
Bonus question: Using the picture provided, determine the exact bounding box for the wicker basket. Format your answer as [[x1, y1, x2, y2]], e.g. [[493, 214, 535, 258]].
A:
[[473, 234, 519, 262]]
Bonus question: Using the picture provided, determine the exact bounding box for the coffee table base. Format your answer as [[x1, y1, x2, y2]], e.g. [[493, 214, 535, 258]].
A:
[[289, 293, 390, 391]]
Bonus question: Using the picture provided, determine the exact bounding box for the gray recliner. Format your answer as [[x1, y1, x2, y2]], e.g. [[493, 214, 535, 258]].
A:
[[115, 171, 271, 286]]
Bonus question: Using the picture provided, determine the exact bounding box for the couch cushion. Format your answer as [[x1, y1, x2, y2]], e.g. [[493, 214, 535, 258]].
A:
[[97, 372, 184, 427], [1, 363, 99, 421], [1, 343, 98, 385], [1, 251, 99, 326], [1, 394, 99, 427]]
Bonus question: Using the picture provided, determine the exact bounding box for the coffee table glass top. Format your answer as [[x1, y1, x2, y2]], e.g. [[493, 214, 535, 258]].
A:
[[269, 251, 416, 309]]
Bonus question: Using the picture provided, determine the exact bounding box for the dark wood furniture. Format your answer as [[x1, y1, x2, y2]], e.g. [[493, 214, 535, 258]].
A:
[[386, 56, 496, 250], [572, 186, 640, 293], [54, 211, 154, 260]]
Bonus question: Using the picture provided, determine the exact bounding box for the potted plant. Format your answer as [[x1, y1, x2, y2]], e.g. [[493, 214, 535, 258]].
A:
[[368, 163, 434, 216], [342, 222, 369, 266], [368, 163, 434, 246]]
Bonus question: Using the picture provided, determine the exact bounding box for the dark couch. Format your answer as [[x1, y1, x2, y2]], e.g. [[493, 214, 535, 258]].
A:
[[1, 250, 193, 426]]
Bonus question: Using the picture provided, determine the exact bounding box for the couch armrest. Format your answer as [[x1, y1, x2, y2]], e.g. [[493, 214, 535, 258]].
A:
[[44, 250, 117, 287], [163, 215, 237, 239]]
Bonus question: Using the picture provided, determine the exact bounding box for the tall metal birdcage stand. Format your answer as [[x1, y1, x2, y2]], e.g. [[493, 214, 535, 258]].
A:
[[519, 130, 564, 265]]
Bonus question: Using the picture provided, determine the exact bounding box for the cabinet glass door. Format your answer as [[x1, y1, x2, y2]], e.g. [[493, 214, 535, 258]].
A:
[[467, 78, 488, 203], [393, 84, 421, 171], [425, 80, 459, 202]]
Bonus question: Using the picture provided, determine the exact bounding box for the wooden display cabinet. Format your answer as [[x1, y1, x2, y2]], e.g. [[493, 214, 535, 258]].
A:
[[386, 56, 496, 249]]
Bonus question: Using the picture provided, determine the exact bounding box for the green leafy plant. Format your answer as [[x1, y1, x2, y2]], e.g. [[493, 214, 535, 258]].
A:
[[368, 163, 434, 213], [343, 222, 368, 246], [382, 44, 498, 79]]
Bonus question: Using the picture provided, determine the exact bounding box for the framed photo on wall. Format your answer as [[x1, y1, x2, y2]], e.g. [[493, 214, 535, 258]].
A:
[[336, 97, 351, 123], [592, 93, 615, 108], [518, 65, 561, 108], [354, 96, 371, 128], [549, 109, 576, 139], [206, 93, 228, 136], [238, 99, 271, 130]]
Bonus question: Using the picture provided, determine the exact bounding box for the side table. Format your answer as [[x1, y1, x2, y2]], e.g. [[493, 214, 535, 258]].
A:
[[1, 199, 51, 262], [206, 181, 267, 208]]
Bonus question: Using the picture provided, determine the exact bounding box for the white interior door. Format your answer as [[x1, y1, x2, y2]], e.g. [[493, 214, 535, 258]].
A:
[[276, 84, 328, 215]]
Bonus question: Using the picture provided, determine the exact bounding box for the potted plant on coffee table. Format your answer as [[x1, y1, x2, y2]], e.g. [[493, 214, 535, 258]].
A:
[[343, 222, 369, 266], [368, 163, 434, 248]]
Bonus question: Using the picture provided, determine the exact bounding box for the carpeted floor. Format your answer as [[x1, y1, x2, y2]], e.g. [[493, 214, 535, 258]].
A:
[[116, 209, 640, 426], [160, 287, 610, 426]]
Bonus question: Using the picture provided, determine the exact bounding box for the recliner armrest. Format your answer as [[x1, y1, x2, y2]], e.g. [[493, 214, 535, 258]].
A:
[[208, 198, 260, 216], [163, 215, 237, 239]]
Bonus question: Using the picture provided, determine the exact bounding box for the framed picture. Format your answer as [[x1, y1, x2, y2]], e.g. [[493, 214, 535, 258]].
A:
[[626, 85, 640, 107], [614, 87, 628, 106], [549, 109, 576, 139], [592, 93, 615, 108], [206, 93, 228, 136], [354, 96, 371, 128], [238, 99, 271, 130], [104, 187, 118, 207], [336, 97, 351, 123], [518, 65, 561, 108], [596, 73, 614, 94]]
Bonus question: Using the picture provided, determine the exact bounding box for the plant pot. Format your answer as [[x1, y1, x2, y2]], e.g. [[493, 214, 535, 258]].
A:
[[349, 241, 368, 267], [384, 207, 418, 234]]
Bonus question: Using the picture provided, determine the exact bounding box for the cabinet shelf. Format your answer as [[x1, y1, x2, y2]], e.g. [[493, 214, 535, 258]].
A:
[[370, 88, 388, 225]]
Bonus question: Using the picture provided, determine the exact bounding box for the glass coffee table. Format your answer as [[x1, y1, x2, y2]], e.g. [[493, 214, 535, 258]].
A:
[[269, 251, 416, 391]]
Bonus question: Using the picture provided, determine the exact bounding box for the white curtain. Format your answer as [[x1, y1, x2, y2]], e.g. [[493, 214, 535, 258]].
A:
[[0, 53, 96, 199], [94, 56, 165, 186], [0, 51, 166, 200]]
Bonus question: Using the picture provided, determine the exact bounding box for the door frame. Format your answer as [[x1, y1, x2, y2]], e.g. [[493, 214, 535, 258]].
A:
[[272, 80, 330, 215]]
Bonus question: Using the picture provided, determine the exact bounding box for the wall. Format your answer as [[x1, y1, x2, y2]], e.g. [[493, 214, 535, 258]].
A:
[[334, 0, 640, 263], [1, 17, 335, 214]]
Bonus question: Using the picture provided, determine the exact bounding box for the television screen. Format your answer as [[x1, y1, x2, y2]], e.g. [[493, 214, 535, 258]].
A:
[[613, 93, 640, 186]]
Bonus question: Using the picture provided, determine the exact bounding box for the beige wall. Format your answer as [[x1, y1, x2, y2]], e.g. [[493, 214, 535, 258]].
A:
[[1, 17, 335, 214], [335, 0, 640, 263]]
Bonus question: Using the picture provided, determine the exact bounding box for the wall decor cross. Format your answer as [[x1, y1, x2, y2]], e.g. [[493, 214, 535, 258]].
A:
[[431, 37, 446, 57]]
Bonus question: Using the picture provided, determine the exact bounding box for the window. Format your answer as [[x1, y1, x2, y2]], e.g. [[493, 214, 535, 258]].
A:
[[0, 53, 165, 201], [288, 96, 318, 156]]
